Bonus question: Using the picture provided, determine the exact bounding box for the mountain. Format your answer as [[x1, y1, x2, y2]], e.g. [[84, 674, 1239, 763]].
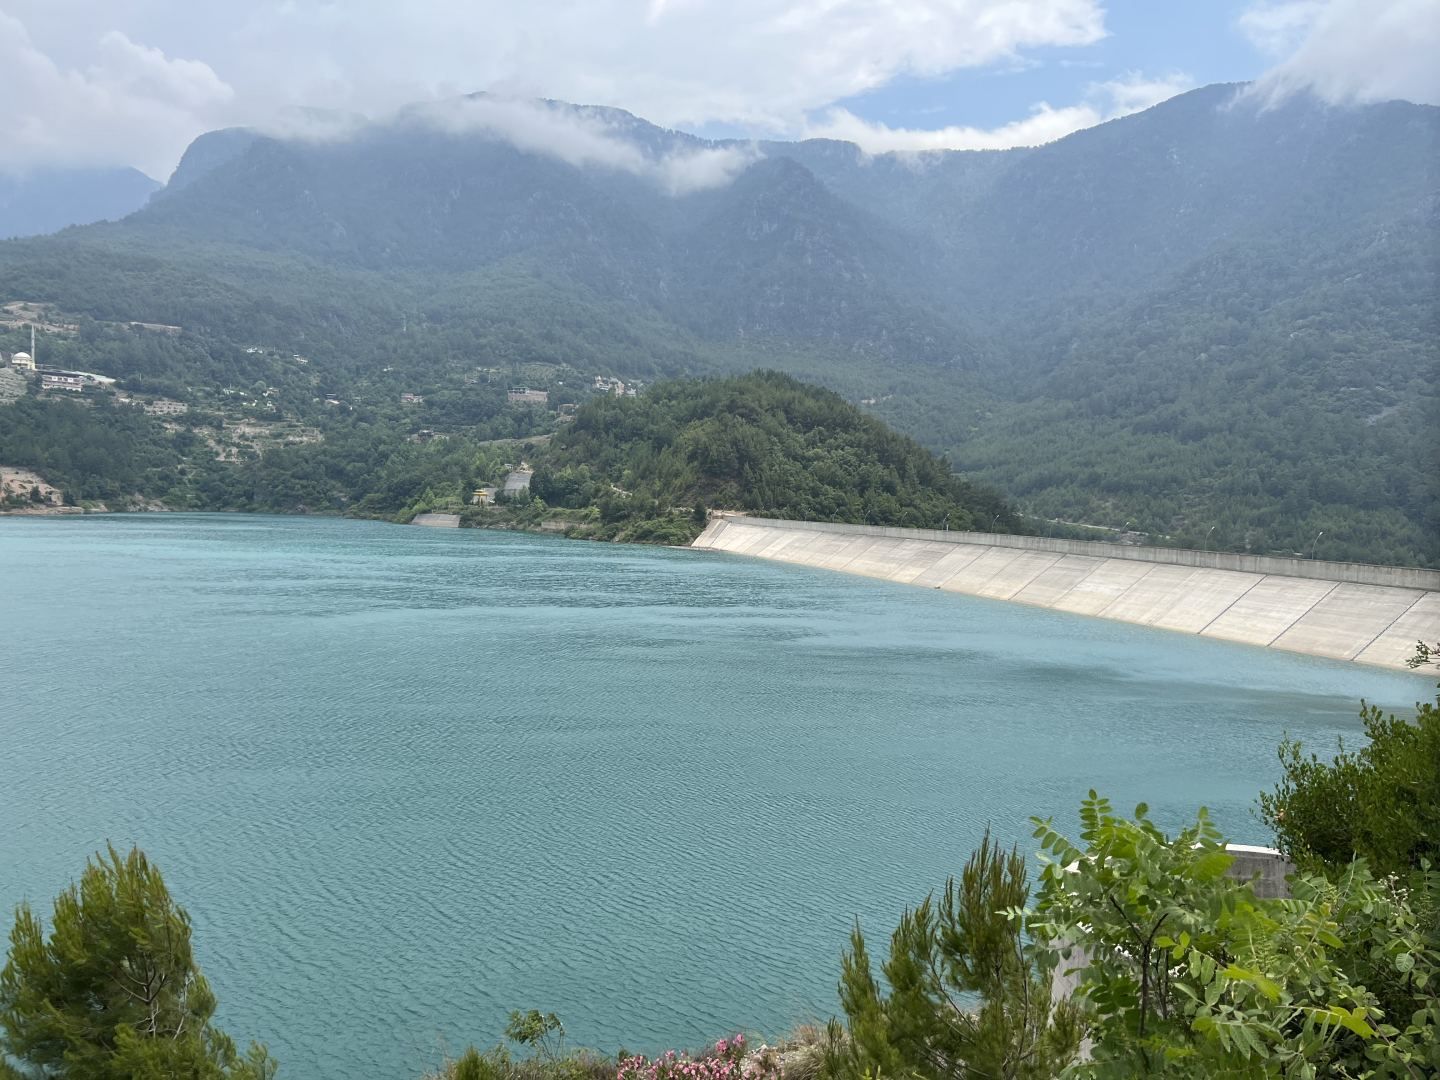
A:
[[0, 86, 1434, 564], [0, 168, 160, 239]]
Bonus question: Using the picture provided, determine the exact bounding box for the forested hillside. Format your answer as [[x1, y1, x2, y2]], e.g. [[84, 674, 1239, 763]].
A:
[[529, 372, 1016, 541], [0, 85, 1434, 563]]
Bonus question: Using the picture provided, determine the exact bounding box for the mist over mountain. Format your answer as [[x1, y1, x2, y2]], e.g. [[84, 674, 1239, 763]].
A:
[[0, 167, 160, 240], [0, 85, 1434, 563]]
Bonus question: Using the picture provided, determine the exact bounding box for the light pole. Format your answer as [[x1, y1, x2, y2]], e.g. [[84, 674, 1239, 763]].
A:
[[990, 513, 1001, 533], [942, 513, 950, 532], [1309, 530, 1324, 559], [1205, 525, 1216, 551]]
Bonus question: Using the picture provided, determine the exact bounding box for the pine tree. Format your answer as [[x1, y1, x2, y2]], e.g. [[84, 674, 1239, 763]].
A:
[[825, 832, 1082, 1080], [0, 844, 275, 1080]]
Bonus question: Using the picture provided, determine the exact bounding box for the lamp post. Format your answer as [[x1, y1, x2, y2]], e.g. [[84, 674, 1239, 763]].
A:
[[1309, 530, 1324, 559], [1205, 525, 1216, 551]]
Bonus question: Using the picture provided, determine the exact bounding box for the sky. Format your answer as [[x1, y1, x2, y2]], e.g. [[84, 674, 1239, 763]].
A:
[[1, 0, 1436, 180]]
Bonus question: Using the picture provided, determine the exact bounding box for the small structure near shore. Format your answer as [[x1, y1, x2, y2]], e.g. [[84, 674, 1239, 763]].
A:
[[410, 513, 460, 528]]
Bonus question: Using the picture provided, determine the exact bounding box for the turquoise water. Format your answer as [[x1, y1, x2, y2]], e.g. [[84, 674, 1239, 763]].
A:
[[1, 515, 1431, 1078]]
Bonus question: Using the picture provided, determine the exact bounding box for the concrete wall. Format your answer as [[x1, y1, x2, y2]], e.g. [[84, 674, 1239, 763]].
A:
[[411, 513, 460, 528], [692, 517, 1440, 671]]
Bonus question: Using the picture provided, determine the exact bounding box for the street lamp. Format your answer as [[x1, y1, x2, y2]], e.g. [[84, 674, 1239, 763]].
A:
[[1309, 530, 1324, 559], [1204, 525, 1216, 551]]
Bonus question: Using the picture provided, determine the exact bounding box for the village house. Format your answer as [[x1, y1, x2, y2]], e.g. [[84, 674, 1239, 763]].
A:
[[507, 386, 549, 405], [40, 372, 83, 392], [143, 399, 188, 415]]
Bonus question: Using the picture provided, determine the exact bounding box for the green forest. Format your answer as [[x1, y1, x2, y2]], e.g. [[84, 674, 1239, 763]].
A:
[[0, 371, 1015, 543]]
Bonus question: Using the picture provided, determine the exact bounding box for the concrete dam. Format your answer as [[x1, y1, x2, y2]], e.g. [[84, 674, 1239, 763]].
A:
[[692, 516, 1440, 671]]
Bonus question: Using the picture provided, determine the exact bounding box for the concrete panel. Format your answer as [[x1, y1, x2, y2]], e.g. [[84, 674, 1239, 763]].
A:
[[729, 526, 790, 556], [1145, 568, 1262, 633], [817, 535, 882, 570], [884, 540, 953, 584], [691, 521, 722, 547], [937, 547, 1026, 593], [1096, 565, 1203, 625], [910, 545, 988, 588], [747, 529, 805, 561], [773, 532, 847, 566], [844, 538, 911, 579], [1199, 576, 1338, 647], [1012, 555, 1108, 607], [1050, 560, 1157, 616], [968, 550, 1065, 600], [1354, 593, 1440, 669], [1271, 583, 1427, 660]]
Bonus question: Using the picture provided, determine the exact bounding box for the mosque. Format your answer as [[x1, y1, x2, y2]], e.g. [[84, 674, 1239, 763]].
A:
[[8, 326, 37, 370]]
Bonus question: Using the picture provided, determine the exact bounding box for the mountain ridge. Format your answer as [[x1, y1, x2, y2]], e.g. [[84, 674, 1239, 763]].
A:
[[0, 83, 1434, 564]]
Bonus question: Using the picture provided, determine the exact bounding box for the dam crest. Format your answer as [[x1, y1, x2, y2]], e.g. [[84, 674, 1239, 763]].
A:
[[692, 516, 1440, 671]]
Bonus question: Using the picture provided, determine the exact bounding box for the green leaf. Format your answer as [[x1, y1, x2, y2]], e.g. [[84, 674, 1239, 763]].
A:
[[1190, 848, 1235, 882]]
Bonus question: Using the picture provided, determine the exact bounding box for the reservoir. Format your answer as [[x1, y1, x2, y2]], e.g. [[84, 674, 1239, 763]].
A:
[[1, 515, 1430, 1079]]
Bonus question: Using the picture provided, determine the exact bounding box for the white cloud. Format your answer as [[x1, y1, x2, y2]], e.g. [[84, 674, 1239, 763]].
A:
[[1243, 0, 1440, 106], [1237, 1, 1326, 56], [401, 96, 761, 194], [805, 71, 1195, 154], [0, 0, 1107, 175], [0, 11, 232, 178]]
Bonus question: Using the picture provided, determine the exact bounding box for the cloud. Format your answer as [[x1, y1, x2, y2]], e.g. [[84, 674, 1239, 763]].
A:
[[1237, 1, 1326, 56], [805, 71, 1195, 154], [1243, 0, 1440, 106], [0, 11, 232, 178], [0, 0, 1107, 175], [402, 96, 761, 194]]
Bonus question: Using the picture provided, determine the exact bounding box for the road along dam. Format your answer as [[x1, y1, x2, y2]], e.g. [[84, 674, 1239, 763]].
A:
[[692, 517, 1440, 672]]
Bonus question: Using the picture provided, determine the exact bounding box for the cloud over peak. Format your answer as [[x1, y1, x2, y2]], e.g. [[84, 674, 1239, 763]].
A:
[[1242, 0, 1440, 107], [400, 96, 760, 195], [805, 72, 1196, 154]]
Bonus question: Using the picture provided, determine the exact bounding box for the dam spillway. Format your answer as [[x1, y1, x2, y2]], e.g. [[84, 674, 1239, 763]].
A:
[[692, 516, 1440, 671]]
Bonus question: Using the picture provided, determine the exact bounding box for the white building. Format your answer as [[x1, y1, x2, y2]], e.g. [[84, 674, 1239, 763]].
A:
[[40, 372, 83, 392], [10, 351, 35, 371]]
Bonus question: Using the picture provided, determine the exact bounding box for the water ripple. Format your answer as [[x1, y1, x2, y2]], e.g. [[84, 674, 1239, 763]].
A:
[[0, 515, 1428, 1080]]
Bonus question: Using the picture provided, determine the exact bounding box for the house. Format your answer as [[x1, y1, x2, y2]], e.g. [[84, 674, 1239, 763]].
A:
[[593, 376, 625, 396], [401, 392, 424, 404], [471, 486, 498, 506], [502, 469, 533, 497], [507, 386, 549, 405], [142, 399, 188, 415], [39, 372, 83, 392]]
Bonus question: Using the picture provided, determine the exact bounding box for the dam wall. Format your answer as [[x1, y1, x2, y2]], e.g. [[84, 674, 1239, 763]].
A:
[[692, 517, 1440, 671]]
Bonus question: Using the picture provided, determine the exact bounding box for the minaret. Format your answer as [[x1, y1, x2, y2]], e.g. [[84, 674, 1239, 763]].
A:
[[30, 324, 35, 365]]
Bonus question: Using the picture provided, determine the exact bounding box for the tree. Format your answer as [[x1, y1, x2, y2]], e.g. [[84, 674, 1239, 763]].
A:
[[1259, 684, 1439, 876], [1029, 794, 1439, 1078], [825, 831, 1083, 1080], [0, 844, 275, 1080]]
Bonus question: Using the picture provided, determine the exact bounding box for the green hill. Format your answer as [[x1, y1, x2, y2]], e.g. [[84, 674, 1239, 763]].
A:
[[526, 371, 1017, 542]]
